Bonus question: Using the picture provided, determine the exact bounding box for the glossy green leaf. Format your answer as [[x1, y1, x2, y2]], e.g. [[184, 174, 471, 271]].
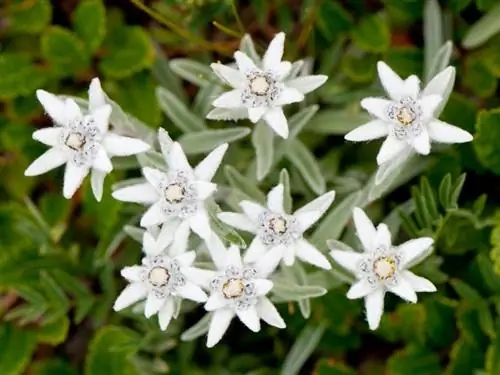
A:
[[74, 0, 106, 53]]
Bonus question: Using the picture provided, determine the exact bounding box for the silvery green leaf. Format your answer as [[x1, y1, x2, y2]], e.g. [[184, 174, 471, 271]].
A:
[[305, 109, 371, 134], [462, 3, 500, 49], [326, 239, 356, 252], [206, 199, 246, 248], [288, 60, 304, 79], [156, 87, 206, 132], [374, 148, 414, 186], [111, 156, 140, 170], [306, 270, 343, 290], [271, 281, 326, 302], [280, 323, 326, 375], [285, 139, 325, 195], [288, 105, 319, 139], [239, 34, 261, 64], [193, 84, 224, 117], [293, 263, 311, 319], [137, 150, 167, 171], [433, 66, 455, 118], [123, 225, 145, 243], [206, 107, 249, 121], [423, 0, 444, 83], [179, 127, 250, 154], [311, 191, 362, 250], [252, 122, 275, 181], [152, 43, 187, 103], [170, 58, 215, 87], [158, 128, 173, 159], [224, 165, 266, 203], [425, 41, 453, 85], [180, 313, 211, 341], [112, 177, 147, 191], [279, 169, 293, 214]]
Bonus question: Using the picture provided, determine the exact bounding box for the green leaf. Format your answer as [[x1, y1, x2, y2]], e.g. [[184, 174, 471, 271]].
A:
[[423, 0, 444, 82], [462, 3, 500, 49], [449, 173, 466, 209], [224, 165, 266, 203], [280, 323, 326, 375], [156, 86, 206, 132], [316, 359, 358, 375], [279, 169, 293, 214], [193, 84, 224, 117], [41, 26, 90, 74], [352, 14, 390, 53], [438, 174, 452, 209], [463, 58, 497, 98], [99, 26, 155, 78], [239, 34, 261, 63], [272, 282, 327, 302], [387, 346, 442, 375], [32, 359, 77, 375], [180, 313, 211, 341], [6, 0, 52, 34], [474, 109, 500, 174], [486, 320, 500, 374], [316, 2, 353, 42], [179, 127, 250, 154], [0, 54, 49, 99], [306, 109, 371, 135], [206, 199, 247, 249], [170, 58, 215, 87], [288, 105, 320, 138], [285, 139, 326, 195], [0, 323, 37, 375], [85, 326, 141, 375], [152, 46, 187, 104], [74, 0, 106, 53], [123, 225, 145, 243], [425, 41, 453, 85], [252, 122, 275, 180], [447, 338, 485, 375], [37, 316, 70, 345]]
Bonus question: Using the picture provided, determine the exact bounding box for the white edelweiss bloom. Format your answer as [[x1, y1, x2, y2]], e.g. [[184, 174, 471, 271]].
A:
[[112, 141, 228, 246], [218, 184, 335, 269], [207, 32, 327, 139], [25, 78, 150, 200], [113, 231, 207, 331], [345, 62, 473, 165], [183, 235, 285, 347], [329, 207, 436, 330]]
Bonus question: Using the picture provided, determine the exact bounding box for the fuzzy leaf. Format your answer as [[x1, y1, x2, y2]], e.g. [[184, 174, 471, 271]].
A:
[[170, 58, 215, 87], [462, 3, 500, 49], [252, 122, 275, 180], [179, 127, 250, 154], [156, 87, 206, 132], [285, 139, 326, 195]]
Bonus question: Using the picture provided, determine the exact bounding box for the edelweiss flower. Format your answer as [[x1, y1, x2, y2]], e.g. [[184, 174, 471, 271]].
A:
[[25, 78, 150, 200], [183, 236, 285, 347], [329, 207, 436, 330], [218, 184, 335, 269], [208, 32, 327, 139], [114, 231, 207, 331], [112, 141, 227, 244], [345, 62, 473, 165]]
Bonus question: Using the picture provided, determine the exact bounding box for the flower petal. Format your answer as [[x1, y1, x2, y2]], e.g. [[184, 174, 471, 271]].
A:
[[263, 107, 289, 139], [140, 203, 167, 227], [347, 280, 373, 299], [168, 142, 193, 173], [143, 231, 160, 256], [345, 120, 389, 142], [243, 237, 267, 264], [205, 294, 228, 311], [36, 90, 67, 125], [206, 107, 249, 121], [374, 223, 392, 248], [253, 245, 285, 277], [283, 247, 295, 266], [285, 75, 327, 94], [91, 169, 106, 201], [103, 133, 150, 156], [387, 277, 417, 303], [376, 136, 407, 165], [294, 191, 336, 231], [275, 61, 292, 80], [158, 298, 175, 331], [274, 87, 304, 106], [360, 97, 392, 121], [175, 250, 196, 267], [365, 289, 385, 330], [236, 306, 261, 332], [142, 167, 165, 189], [206, 234, 228, 270], [169, 220, 191, 256], [253, 279, 273, 296], [207, 308, 234, 347], [157, 219, 181, 250], [352, 207, 376, 251], [120, 266, 142, 282], [401, 75, 420, 99], [256, 297, 286, 328], [398, 237, 434, 268], [419, 94, 442, 121], [194, 143, 228, 181], [194, 181, 217, 200], [91, 104, 112, 133], [401, 270, 436, 293], [32, 127, 63, 147], [24, 148, 67, 176], [248, 107, 266, 123], [234, 51, 258, 72], [422, 66, 455, 97], [112, 183, 158, 204], [377, 61, 404, 100], [189, 211, 213, 240], [267, 184, 284, 213], [63, 163, 89, 199], [177, 282, 208, 303], [92, 146, 113, 173], [427, 120, 473, 144], [295, 239, 331, 269], [410, 131, 431, 155], [218, 212, 257, 233], [88, 77, 107, 112], [183, 267, 218, 289], [263, 32, 285, 70], [225, 245, 243, 269], [212, 89, 244, 108], [145, 293, 165, 318], [113, 283, 148, 311], [239, 201, 266, 222], [329, 250, 363, 274], [210, 63, 244, 88]]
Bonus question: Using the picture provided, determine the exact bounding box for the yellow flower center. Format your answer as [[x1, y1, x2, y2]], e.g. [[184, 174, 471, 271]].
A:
[[250, 76, 270, 95], [222, 278, 244, 299], [148, 267, 170, 287], [269, 216, 287, 235], [373, 257, 396, 280], [164, 183, 185, 203], [66, 132, 85, 150], [396, 106, 416, 126]]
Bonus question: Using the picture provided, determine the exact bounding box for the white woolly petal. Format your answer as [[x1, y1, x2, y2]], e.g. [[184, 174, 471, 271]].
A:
[[239, 201, 266, 222], [102, 133, 150, 156], [112, 183, 158, 204], [376, 136, 407, 165], [243, 237, 268, 264], [329, 250, 363, 274], [347, 280, 373, 299], [410, 131, 431, 155], [401, 270, 437, 293], [263, 32, 285, 70], [267, 184, 284, 213], [236, 306, 261, 332], [158, 298, 175, 331], [263, 107, 289, 139], [377, 61, 405, 101], [274, 87, 304, 106], [365, 289, 385, 330], [210, 63, 244, 88], [234, 51, 258, 72], [145, 293, 166, 318], [427, 120, 473, 144], [36, 90, 68, 126], [352, 207, 377, 251], [295, 239, 331, 269], [253, 245, 285, 277], [257, 297, 286, 328], [120, 266, 142, 282], [140, 203, 168, 227], [92, 146, 113, 173], [345, 120, 389, 142], [177, 282, 208, 303], [88, 77, 107, 112], [360, 97, 392, 121], [218, 212, 257, 233], [32, 127, 64, 147], [189, 211, 213, 240], [387, 276, 418, 303], [286, 75, 327, 94], [194, 143, 228, 181], [398, 237, 434, 268], [90, 169, 106, 201], [294, 191, 335, 231], [24, 148, 67, 176], [63, 163, 89, 199], [113, 283, 148, 311], [205, 294, 228, 311], [167, 142, 193, 173], [206, 308, 235, 347]]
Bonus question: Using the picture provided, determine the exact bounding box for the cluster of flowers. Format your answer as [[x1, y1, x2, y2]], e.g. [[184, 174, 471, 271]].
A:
[[25, 32, 473, 346]]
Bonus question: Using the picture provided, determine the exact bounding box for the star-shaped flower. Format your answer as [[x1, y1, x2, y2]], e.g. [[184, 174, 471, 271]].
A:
[[25, 78, 150, 200], [329, 207, 436, 330], [218, 184, 335, 269], [184, 235, 285, 347], [113, 231, 208, 331], [208, 32, 327, 139], [345, 62, 473, 165], [112, 141, 228, 245]]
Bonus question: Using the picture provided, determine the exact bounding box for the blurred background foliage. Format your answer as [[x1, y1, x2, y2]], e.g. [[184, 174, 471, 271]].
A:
[[2, 0, 500, 374]]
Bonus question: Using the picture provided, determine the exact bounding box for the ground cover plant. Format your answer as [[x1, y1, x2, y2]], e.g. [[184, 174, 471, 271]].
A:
[[1, 0, 500, 374]]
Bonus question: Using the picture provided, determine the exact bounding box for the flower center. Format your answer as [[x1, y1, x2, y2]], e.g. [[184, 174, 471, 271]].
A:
[[249, 75, 271, 96], [373, 257, 396, 280], [148, 267, 170, 287], [396, 106, 416, 126], [65, 132, 86, 150], [269, 216, 287, 235], [222, 278, 244, 299], [164, 183, 185, 204]]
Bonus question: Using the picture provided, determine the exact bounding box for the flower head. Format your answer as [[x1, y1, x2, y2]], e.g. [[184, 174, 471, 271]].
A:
[[329, 207, 436, 330], [208, 32, 327, 139], [25, 78, 150, 200], [113, 231, 207, 331], [345, 62, 473, 165], [218, 184, 335, 269], [112, 140, 228, 245], [184, 235, 285, 347]]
